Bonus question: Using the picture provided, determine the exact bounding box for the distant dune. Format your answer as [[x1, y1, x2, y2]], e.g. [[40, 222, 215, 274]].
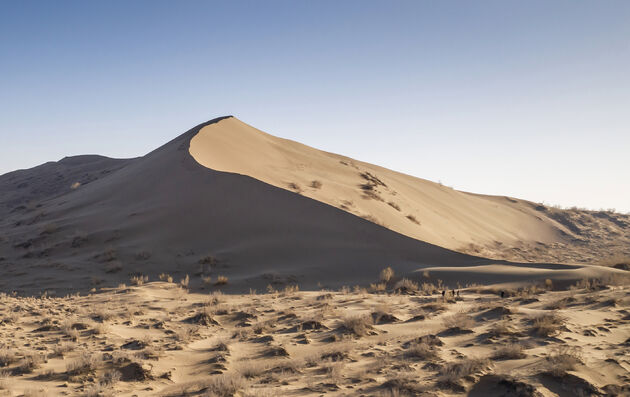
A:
[[0, 116, 628, 295]]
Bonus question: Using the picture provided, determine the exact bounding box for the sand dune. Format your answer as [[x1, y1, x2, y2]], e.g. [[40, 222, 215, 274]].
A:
[[189, 117, 629, 263], [0, 116, 628, 295], [1, 115, 629, 396]]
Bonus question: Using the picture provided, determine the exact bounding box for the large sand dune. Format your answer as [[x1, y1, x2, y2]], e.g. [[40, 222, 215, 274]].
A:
[[0, 116, 628, 295]]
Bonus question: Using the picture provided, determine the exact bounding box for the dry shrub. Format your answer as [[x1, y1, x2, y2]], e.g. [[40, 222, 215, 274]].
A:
[[130, 275, 148, 286], [438, 358, 490, 385], [310, 180, 323, 189], [382, 371, 428, 395], [205, 373, 248, 397], [341, 314, 374, 337], [236, 361, 269, 378], [420, 282, 439, 295], [442, 313, 474, 330], [66, 353, 99, 376], [16, 353, 44, 374], [92, 307, 115, 322], [406, 215, 420, 225], [380, 267, 395, 283], [180, 274, 190, 289], [372, 303, 398, 324], [321, 361, 344, 384], [0, 349, 16, 367], [206, 291, 224, 305], [492, 343, 526, 360], [287, 182, 302, 193], [369, 282, 387, 292], [84, 384, 114, 397], [532, 312, 564, 337], [52, 342, 76, 358], [394, 278, 418, 293], [281, 285, 299, 295], [92, 321, 109, 335], [215, 276, 228, 285], [99, 369, 121, 387], [405, 342, 438, 360], [387, 201, 401, 211], [488, 320, 514, 337], [320, 343, 352, 362], [202, 276, 213, 286], [545, 297, 574, 310], [159, 273, 173, 283], [545, 345, 582, 376]]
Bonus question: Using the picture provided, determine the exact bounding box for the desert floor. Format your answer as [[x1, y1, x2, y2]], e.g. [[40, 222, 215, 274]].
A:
[[0, 274, 629, 397]]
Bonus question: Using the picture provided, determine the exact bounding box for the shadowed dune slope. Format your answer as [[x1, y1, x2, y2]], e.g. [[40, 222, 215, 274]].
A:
[[0, 116, 626, 294]]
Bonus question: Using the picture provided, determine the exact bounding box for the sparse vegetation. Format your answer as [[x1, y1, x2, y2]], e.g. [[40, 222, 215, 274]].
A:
[[387, 201, 401, 211], [442, 313, 474, 330], [379, 266, 394, 283], [159, 273, 173, 283], [0, 271, 627, 396], [532, 312, 565, 337], [492, 343, 526, 360], [340, 314, 373, 337], [544, 345, 583, 376], [406, 214, 420, 225], [438, 358, 490, 386], [394, 278, 418, 293], [310, 180, 323, 189], [130, 275, 148, 286]]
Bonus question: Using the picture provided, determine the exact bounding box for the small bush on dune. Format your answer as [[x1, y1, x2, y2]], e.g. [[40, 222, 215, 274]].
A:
[[394, 278, 418, 293], [488, 320, 514, 337], [369, 282, 387, 292], [15, 354, 44, 374], [310, 180, 323, 189], [492, 343, 526, 360], [438, 358, 490, 385], [341, 314, 374, 337], [544, 345, 582, 377], [159, 273, 173, 283], [66, 353, 99, 376], [0, 349, 16, 367], [130, 275, 148, 286], [532, 312, 565, 337], [206, 373, 248, 397], [215, 276, 228, 286], [52, 342, 76, 358], [380, 267, 395, 283], [442, 313, 474, 330], [387, 201, 401, 211], [180, 274, 190, 289], [405, 342, 438, 360], [236, 361, 269, 379]]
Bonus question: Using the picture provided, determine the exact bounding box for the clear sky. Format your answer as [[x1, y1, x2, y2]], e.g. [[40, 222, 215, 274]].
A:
[[1, 1, 629, 212]]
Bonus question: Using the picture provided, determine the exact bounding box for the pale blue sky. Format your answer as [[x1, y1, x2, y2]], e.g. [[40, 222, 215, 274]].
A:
[[1, 1, 629, 212]]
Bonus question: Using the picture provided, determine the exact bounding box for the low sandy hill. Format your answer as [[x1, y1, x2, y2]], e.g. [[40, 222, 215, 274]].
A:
[[0, 116, 627, 295]]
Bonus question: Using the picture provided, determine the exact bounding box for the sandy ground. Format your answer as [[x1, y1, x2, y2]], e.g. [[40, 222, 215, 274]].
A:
[[0, 273, 629, 397]]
